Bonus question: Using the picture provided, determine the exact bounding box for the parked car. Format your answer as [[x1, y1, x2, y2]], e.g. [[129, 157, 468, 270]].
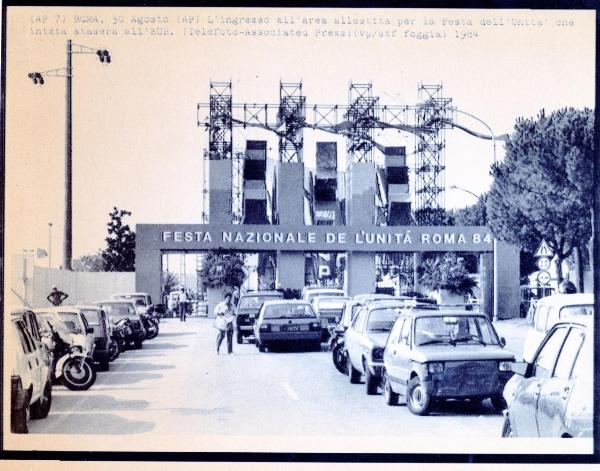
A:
[[502, 318, 592, 437], [339, 294, 395, 330], [9, 314, 53, 433], [253, 300, 322, 352], [76, 305, 111, 371], [522, 293, 593, 363], [314, 296, 349, 326], [34, 306, 95, 356], [111, 292, 154, 316], [345, 300, 412, 394], [235, 290, 283, 344], [95, 300, 146, 349], [382, 308, 514, 415], [302, 287, 346, 306]]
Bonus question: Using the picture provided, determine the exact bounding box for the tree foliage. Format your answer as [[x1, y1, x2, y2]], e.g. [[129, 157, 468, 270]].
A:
[[76, 252, 106, 272], [199, 251, 246, 289], [447, 194, 488, 226], [417, 253, 478, 296], [102, 207, 136, 272], [161, 271, 179, 295], [486, 108, 594, 282]]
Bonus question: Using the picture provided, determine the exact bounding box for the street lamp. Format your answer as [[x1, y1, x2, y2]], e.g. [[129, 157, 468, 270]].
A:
[[28, 40, 111, 271], [452, 109, 507, 165]]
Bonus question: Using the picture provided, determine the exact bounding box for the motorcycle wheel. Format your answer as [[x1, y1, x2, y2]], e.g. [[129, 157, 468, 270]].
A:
[[61, 357, 96, 391], [108, 340, 120, 362], [146, 322, 159, 340], [332, 343, 348, 375]]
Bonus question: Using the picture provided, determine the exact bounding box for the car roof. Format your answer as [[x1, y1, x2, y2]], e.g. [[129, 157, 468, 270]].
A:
[[362, 299, 437, 310], [304, 287, 344, 293], [33, 306, 83, 313], [111, 292, 149, 296], [536, 293, 594, 307], [552, 316, 593, 330], [261, 300, 311, 307], [72, 304, 103, 310], [240, 291, 283, 297], [94, 300, 136, 305]]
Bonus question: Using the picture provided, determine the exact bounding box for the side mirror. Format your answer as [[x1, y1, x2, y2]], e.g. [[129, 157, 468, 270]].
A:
[[86, 327, 94, 334], [510, 361, 528, 376], [500, 337, 506, 347]]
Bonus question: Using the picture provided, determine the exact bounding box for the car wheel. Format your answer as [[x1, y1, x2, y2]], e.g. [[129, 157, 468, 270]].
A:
[[502, 415, 514, 437], [236, 332, 243, 344], [30, 381, 52, 420], [332, 344, 348, 375], [134, 340, 143, 350], [490, 395, 506, 412], [383, 372, 399, 406], [98, 360, 110, 372], [364, 364, 379, 395], [348, 360, 361, 384], [407, 376, 431, 415], [258, 342, 266, 353], [11, 403, 29, 434]]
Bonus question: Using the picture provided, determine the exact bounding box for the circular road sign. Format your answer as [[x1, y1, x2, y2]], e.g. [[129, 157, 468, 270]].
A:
[[537, 271, 551, 285], [536, 257, 551, 271]]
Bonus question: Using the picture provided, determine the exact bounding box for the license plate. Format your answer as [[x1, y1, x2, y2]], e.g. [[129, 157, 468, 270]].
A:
[[281, 324, 300, 332]]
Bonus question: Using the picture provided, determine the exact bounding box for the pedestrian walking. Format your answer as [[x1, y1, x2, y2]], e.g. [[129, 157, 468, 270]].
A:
[[178, 287, 188, 322], [47, 285, 68, 306], [214, 292, 235, 354]]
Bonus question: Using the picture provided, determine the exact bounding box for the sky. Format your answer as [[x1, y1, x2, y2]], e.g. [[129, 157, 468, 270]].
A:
[[5, 7, 596, 264]]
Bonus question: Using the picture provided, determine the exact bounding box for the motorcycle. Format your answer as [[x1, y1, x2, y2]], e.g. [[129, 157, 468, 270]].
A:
[[328, 324, 348, 375], [45, 326, 96, 391], [141, 313, 159, 340], [108, 319, 131, 361]]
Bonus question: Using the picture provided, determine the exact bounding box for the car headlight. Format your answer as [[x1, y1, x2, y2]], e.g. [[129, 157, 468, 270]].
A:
[[428, 362, 444, 373], [498, 361, 513, 372], [372, 348, 384, 362]]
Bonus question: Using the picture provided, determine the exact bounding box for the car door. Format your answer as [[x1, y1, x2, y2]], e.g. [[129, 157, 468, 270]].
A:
[[17, 321, 43, 398], [395, 316, 413, 394], [536, 326, 585, 437], [509, 325, 569, 437], [384, 317, 404, 385], [346, 309, 365, 369]]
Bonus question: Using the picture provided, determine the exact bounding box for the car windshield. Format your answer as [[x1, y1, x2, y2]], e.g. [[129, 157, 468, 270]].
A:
[[560, 304, 593, 317], [55, 312, 82, 334], [113, 294, 147, 305], [366, 308, 401, 333], [81, 309, 101, 326], [263, 304, 316, 319], [101, 303, 138, 321], [415, 315, 500, 346], [238, 295, 281, 309]]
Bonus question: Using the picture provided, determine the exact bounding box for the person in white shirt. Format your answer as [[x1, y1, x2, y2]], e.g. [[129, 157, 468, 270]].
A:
[[178, 287, 189, 322], [214, 292, 235, 354]]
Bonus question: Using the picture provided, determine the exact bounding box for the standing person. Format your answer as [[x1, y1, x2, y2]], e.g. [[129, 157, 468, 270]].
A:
[[214, 292, 235, 354], [178, 287, 188, 322], [47, 286, 68, 306]]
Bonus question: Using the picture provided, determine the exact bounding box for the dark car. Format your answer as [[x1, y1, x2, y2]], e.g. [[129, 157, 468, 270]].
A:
[[382, 308, 514, 415], [253, 300, 322, 352], [95, 300, 146, 349], [235, 290, 283, 344], [502, 318, 592, 438], [77, 305, 111, 371]]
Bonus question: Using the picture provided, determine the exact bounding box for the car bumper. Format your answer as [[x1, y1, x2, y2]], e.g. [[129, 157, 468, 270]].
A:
[[425, 368, 512, 398], [257, 332, 322, 342]]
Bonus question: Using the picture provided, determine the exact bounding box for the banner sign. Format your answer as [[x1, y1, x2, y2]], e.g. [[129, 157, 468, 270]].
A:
[[137, 224, 494, 252]]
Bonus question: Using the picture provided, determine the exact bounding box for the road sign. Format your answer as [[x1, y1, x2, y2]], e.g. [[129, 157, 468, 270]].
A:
[[536, 257, 551, 271], [537, 271, 551, 285], [534, 239, 554, 258]]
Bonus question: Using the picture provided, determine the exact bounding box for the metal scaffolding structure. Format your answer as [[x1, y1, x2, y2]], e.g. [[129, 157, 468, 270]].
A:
[[197, 81, 497, 225], [278, 82, 305, 163], [231, 150, 245, 224], [346, 82, 379, 163], [414, 84, 453, 225]]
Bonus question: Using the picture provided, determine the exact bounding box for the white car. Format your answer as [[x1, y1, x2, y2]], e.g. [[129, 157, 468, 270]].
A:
[[10, 315, 53, 433], [522, 293, 593, 362], [301, 287, 346, 307]]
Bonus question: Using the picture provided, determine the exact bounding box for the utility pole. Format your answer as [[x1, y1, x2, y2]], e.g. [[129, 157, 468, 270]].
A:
[[65, 39, 73, 270]]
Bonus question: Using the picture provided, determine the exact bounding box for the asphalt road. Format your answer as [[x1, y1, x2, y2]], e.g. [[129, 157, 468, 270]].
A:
[[24, 317, 529, 450]]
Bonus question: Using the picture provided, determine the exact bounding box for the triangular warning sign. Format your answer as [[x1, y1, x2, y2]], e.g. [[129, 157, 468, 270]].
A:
[[534, 239, 554, 258]]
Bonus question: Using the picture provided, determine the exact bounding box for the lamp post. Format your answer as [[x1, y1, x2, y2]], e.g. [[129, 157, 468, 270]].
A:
[[29, 40, 111, 271], [453, 109, 499, 164], [48, 222, 53, 269]]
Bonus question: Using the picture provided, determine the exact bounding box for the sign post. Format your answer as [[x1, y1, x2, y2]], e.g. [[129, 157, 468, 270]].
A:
[[533, 239, 554, 286]]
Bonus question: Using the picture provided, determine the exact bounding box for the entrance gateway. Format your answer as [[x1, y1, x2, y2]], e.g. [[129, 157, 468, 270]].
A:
[[135, 81, 520, 320], [136, 223, 519, 320]]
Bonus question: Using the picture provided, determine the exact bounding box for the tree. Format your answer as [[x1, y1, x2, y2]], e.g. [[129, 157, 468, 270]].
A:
[[75, 252, 106, 271], [198, 250, 246, 289], [448, 194, 488, 226], [161, 271, 179, 295], [102, 207, 136, 272], [486, 108, 594, 283], [417, 253, 478, 296]]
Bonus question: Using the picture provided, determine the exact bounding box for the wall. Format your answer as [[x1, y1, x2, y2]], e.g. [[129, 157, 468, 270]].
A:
[[9, 257, 135, 309]]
